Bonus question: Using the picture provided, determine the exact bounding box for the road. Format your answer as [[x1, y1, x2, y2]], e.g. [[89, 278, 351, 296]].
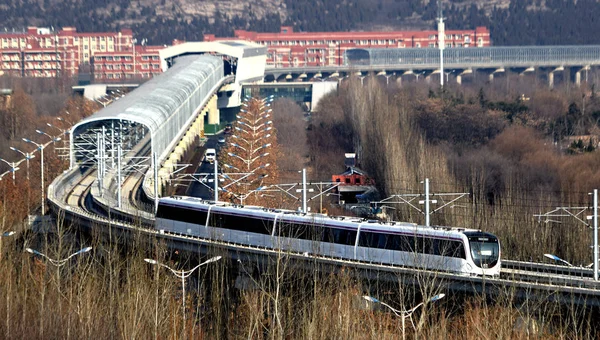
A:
[[187, 135, 224, 199]]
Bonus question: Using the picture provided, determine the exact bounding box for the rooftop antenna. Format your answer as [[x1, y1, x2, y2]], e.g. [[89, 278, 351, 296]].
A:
[[437, 0, 445, 87]]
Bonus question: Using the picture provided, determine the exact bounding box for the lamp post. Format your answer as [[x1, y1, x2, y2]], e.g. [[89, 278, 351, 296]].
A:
[[0, 157, 20, 183], [543, 253, 574, 267], [363, 293, 445, 340], [230, 142, 272, 156], [23, 137, 57, 215], [444, 70, 455, 83], [56, 116, 73, 126], [10, 146, 35, 180], [415, 71, 425, 82], [144, 256, 222, 337], [25, 246, 92, 267], [228, 152, 269, 170], [46, 122, 68, 137]]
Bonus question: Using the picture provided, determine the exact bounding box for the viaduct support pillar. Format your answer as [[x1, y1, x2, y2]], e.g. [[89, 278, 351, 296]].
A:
[[207, 95, 220, 126], [549, 66, 564, 89]]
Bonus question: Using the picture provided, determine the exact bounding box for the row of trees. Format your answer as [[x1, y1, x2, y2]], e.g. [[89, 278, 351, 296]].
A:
[[217, 96, 281, 206]]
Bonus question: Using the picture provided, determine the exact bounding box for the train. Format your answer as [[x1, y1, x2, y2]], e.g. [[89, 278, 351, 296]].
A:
[[156, 196, 501, 277]]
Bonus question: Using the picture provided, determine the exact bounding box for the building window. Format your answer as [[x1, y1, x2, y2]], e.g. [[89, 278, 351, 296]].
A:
[[95, 57, 102, 62], [125, 65, 132, 70], [114, 56, 120, 61], [152, 56, 159, 60], [142, 56, 149, 61], [106, 56, 113, 61]]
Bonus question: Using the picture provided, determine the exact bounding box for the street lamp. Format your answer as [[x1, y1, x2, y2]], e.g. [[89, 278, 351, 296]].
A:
[[444, 70, 455, 83], [10, 146, 35, 180], [56, 116, 73, 126], [227, 152, 269, 170], [415, 71, 426, 82], [25, 246, 92, 267], [222, 163, 241, 172], [144, 256, 222, 336], [543, 253, 574, 267], [231, 143, 272, 155], [363, 293, 445, 340], [23, 137, 52, 215], [0, 157, 21, 183], [36, 129, 61, 144], [46, 122, 68, 136]]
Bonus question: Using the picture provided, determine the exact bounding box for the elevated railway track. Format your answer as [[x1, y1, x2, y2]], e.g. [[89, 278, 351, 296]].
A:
[[49, 162, 600, 306]]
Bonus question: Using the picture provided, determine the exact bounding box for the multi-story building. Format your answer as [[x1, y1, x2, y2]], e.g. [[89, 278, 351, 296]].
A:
[[0, 26, 163, 80], [92, 45, 164, 82], [204, 26, 491, 67]]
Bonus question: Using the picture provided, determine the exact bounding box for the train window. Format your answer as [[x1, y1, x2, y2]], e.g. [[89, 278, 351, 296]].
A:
[[357, 232, 465, 259], [156, 204, 208, 225], [435, 239, 466, 259], [211, 212, 272, 235], [333, 228, 357, 246]]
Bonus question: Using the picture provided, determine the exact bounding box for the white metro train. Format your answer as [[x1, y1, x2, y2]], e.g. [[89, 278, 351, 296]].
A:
[[156, 196, 501, 277]]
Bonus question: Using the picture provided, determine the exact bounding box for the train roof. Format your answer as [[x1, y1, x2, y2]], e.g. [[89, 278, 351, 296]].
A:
[[159, 196, 482, 236]]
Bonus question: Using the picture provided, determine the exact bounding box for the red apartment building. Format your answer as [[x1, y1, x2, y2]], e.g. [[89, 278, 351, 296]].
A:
[[204, 26, 491, 67], [0, 26, 163, 81]]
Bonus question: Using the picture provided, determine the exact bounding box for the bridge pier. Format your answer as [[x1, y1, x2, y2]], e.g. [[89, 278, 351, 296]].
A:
[[519, 67, 535, 78], [488, 68, 505, 82], [206, 95, 220, 127], [456, 69, 473, 85], [549, 66, 564, 89], [575, 66, 591, 87]]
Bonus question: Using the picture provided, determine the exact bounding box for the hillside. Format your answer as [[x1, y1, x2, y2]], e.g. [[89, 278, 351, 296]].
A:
[[1, 0, 600, 45]]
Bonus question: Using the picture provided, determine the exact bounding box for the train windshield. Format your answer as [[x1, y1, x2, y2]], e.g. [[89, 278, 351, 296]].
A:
[[467, 234, 500, 268]]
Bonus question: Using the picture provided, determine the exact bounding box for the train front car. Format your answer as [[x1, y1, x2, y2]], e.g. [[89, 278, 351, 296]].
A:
[[463, 231, 501, 277]]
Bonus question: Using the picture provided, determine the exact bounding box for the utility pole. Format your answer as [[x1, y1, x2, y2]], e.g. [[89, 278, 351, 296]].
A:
[[424, 178, 431, 227], [214, 158, 219, 202], [535, 196, 599, 280], [302, 168, 307, 213], [374, 179, 469, 227], [117, 144, 122, 208], [153, 152, 159, 213], [594, 189, 598, 280], [438, 0, 445, 87]]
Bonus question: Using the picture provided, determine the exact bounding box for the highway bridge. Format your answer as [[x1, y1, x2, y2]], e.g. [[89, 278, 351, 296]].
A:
[[46, 41, 600, 306]]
